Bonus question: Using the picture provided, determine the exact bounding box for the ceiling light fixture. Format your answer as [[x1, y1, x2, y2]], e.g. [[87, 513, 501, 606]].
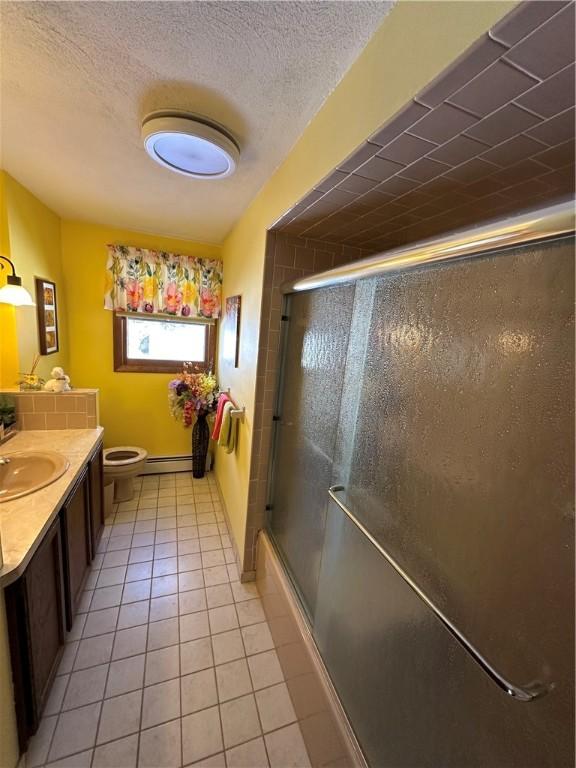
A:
[[142, 111, 240, 179], [0, 256, 35, 306]]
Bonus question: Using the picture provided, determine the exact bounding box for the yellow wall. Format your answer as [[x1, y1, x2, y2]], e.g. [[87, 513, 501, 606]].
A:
[[60, 220, 221, 456], [0, 172, 68, 386], [215, 0, 518, 559]]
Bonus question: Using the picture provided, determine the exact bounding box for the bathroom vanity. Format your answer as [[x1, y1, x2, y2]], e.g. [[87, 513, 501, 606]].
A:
[[0, 429, 104, 751]]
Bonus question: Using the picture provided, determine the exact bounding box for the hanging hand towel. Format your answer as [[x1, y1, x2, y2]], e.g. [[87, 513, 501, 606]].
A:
[[218, 401, 236, 453], [211, 393, 230, 441]]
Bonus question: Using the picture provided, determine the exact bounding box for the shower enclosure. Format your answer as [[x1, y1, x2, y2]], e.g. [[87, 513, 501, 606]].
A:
[[266, 203, 575, 767]]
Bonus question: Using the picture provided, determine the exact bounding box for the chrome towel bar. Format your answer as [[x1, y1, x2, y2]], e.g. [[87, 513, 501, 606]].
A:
[[327, 484, 551, 702]]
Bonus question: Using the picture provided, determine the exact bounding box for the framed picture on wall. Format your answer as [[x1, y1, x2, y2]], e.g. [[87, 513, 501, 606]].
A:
[[35, 277, 59, 355], [222, 295, 241, 367]]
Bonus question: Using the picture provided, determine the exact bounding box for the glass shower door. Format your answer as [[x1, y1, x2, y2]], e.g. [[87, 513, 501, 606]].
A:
[[268, 283, 356, 617], [269, 237, 574, 767]]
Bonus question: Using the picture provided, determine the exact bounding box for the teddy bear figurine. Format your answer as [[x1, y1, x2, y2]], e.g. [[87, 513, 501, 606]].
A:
[[43, 367, 71, 393]]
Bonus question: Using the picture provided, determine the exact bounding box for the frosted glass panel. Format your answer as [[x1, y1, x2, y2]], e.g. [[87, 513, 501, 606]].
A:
[[333, 238, 574, 721], [269, 284, 355, 615], [126, 317, 205, 361], [268, 236, 574, 766]]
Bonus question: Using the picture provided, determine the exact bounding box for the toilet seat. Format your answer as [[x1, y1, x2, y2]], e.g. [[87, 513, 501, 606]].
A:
[[103, 446, 148, 466]]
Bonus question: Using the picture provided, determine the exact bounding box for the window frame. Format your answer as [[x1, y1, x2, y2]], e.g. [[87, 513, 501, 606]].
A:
[[113, 312, 216, 373]]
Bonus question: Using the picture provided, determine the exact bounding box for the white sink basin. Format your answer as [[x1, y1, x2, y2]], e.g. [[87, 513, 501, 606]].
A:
[[0, 450, 70, 503]]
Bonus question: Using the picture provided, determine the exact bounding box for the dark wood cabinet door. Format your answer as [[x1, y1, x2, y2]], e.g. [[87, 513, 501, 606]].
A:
[[5, 518, 66, 750], [88, 443, 104, 559], [60, 468, 90, 630]]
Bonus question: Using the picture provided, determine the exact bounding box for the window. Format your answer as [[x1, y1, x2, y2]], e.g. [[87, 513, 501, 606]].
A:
[[113, 313, 216, 373]]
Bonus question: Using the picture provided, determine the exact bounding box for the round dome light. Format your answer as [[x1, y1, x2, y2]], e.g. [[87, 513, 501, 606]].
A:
[[142, 112, 239, 179]]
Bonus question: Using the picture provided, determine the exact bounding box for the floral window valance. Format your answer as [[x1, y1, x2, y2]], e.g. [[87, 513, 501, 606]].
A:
[[104, 245, 223, 318]]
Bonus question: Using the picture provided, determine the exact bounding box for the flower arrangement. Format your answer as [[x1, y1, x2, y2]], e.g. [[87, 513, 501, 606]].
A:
[[169, 364, 219, 426]]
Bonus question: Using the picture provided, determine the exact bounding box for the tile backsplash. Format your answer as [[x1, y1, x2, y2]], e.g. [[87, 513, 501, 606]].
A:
[[1, 389, 100, 430]]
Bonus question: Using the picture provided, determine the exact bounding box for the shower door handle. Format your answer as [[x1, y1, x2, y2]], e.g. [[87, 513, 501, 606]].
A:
[[328, 484, 551, 703]]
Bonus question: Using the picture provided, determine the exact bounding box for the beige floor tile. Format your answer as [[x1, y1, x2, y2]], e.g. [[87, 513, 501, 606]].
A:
[[178, 539, 201, 556], [126, 562, 153, 582], [48, 702, 101, 762], [152, 574, 179, 598], [180, 611, 210, 642], [44, 675, 68, 715], [128, 546, 154, 564], [179, 588, 207, 616], [145, 645, 180, 685], [241, 623, 274, 656], [132, 532, 155, 548], [236, 599, 266, 627], [122, 579, 152, 604], [208, 605, 238, 635], [97, 690, 142, 744], [178, 553, 203, 572], [141, 678, 180, 729], [201, 550, 226, 569], [179, 570, 204, 592], [66, 612, 87, 643], [264, 723, 311, 768], [117, 600, 150, 630], [205, 584, 233, 609], [102, 550, 130, 569], [97, 566, 127, 588], [177, 514, 197, 528], [231, 582, 260, 603], [138, 719, 181, 768], [247, 651, 284, 691], [111, 523, 135, 537], [45, 749, 93, 767], [181, 668, 218, 716], [83, 607, 120, 638], [147, 617, 179, 651], [180, 637, 214, 675], [203, 566, 229, 587], [150, 594, 179, 622], [134, 520, 156, 534], [106, 654, 145, 697], [62, 664, 108, 710], [255, 683, 296, 733], [220, 694, 261, 749], [107, 535, 134, 552], [154, 542, 178, 559], [200, 537, 223, 554], [153, 557, 178, 577], [177, 526, 199, 541], [215, 659, 252, 702], [182, 706, 223, 765], [226, 737, 269, 768], [211, 629, 245, 666], [188, 753, 226, 767], [93, 734, 138, 768], [112, 625, 148, 660], [156, 518, 177, 532], [58, 641, 79, 675], [156, 507, 177, 519]]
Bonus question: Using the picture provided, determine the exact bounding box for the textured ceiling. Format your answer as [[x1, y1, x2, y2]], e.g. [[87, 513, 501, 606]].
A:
[[0, 1, 392, 242], [275, 0, 575, 253]]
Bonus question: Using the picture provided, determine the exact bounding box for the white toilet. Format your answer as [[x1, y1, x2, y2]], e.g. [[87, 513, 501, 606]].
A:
[[103, 446, 148, 502]]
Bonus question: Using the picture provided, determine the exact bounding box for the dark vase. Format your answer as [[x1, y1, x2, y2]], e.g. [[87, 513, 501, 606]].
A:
[[192, 412, 210, 478]]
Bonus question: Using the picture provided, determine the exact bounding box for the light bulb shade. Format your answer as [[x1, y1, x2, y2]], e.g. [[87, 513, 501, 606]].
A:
[[0, 281, 35, 306], [142, 114, 240, 179]]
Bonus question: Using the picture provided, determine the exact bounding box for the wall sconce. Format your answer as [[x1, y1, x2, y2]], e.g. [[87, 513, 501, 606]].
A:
[[0, 255, 35, 306]]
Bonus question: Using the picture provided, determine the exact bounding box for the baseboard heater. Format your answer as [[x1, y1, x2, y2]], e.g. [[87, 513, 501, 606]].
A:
[[141, 453, 213, 475]]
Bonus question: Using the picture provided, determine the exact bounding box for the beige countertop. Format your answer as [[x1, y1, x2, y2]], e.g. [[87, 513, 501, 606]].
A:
[[0, 428, 104, 587]]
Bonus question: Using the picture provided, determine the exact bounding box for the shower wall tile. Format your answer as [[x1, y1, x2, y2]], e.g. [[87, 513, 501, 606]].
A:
[[239, 233, 368, 574], [273, 0, 575, 253]]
